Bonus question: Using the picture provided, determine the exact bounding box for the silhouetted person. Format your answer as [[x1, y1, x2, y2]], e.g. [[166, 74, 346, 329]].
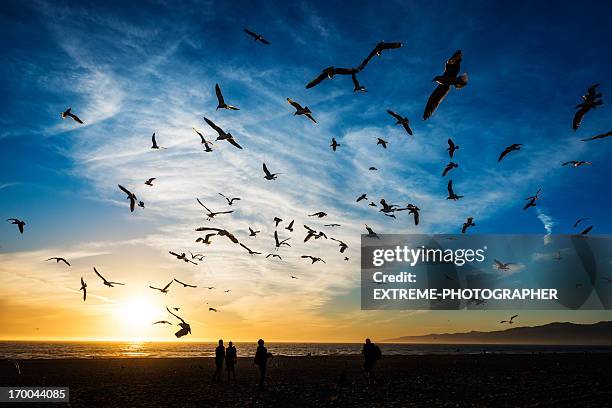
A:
[[254, 338, 272, 389], [226, 341, 237, 381], [362, 338, 381, 384], [212, 339, 225, 382]]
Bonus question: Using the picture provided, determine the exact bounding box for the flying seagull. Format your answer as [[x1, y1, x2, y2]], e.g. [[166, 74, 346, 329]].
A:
[[61, 107, 83, 124], [573, 84, 603, 130], [369, 167, 377, 171], [580, 225, 594, 235], [423, 50, 468, 120], [523, 188, 542, 210], [274, 230, 291, 249], [285, 220, 294, 232], [266, 253, 282, 260], [215, 83, 239, 110], [446, 180, 463, 200], [273, 217, 283, 227], [151, 133, 166, 149], [306, 66, 358, 89], [304, 225, 327, 242], [324, 223, 341, 227], [386, 110, 413, 135], [562, 160, 592, 167], [301, 255, 326, 264], [166, 307, 191, 338], [6, 218, 25, 234], [196, 198, 234, 221], [400, 204, 420, 225], [379, 199, 398, 215], [195, 227, 239, 244], [240, 243, 262, 255], [352, 72, 367, 92], [494, 259, 515, 271], [447, 138, 459, 158], [144, 178, 156, 186], [209, 307, 219, 312], [581, 130, 611, 141], [309, 212, 327, 218], [263, 163, 280, 180], [461, 217, 475, 233], [500, 314, 518, 324], [357, 41, 403, 71], [573, 217, 590, 228], [193, 128, 214, 152], [498, 144, 523, 162], [365, 224, 380, 239], [442, 162, 458, 177], [169, 251, 198, 264], [287, 98, 316, 123], [118, 185, 138, 212], [356, 194, 368, 203], [203, 117, 243, 149], [244, 28, 270, 44], [218, 193, 241, 206], [46, 257, 70, 266], [249, 227, 260, 237], [152, 321, 172, 325], [196, 234, 216, 245], [189, 252, 205, 261], [330, 137, 340, 151], [174, 279, 197, 288], [330, 237, 348, 253], [93, 267, 125, 287], [377, 138, 388, 149], [80, 277, 87, 301], [150, 280, 173, 294]]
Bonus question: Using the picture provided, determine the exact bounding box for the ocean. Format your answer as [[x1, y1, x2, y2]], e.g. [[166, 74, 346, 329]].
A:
[[2, 341, 611, 359]]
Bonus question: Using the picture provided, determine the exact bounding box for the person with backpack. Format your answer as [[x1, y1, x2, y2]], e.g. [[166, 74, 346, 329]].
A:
[[361, 338, 381, 384], [225, 341, 237, 381]]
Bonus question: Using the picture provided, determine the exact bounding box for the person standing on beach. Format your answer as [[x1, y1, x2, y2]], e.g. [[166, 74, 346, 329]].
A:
[[226, 341, 237, 381], [212, 339, 225, 382], [254, 338, 272, 389], [362, 338, 381, 384]]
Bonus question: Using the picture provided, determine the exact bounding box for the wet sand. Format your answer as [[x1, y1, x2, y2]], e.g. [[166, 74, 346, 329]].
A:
[[1, 354, 611, 407]]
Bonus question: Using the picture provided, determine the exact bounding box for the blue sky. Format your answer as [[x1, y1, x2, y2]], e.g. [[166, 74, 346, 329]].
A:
[[0, 0, 611, 341]]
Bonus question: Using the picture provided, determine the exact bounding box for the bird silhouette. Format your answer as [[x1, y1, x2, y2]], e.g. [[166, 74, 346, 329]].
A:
[[581, 130, 611, 141], [249, 227, 260, 237], [442, 162, 458, 177], [498, 144, 523, 162], [150, 280, 173, 294], [151, 132, 165, 149], [61, 107, 83, 124], [196, 198, 234, 220], [424, 50, 468, 120], [263, 163, 280, 180], [46, 257, 70, 266], [244, 28, 270, 44], [6, 218, 25, 234], [301, 255, 326, 264], [274, 230, 291, 249], [356, 193, 367, 202], [80, 277, 87, 301], [386, 110, 413, 135], [447, 138, 459, 158], [352, 72, 367, 92], [306, 66, 358, 89], [203, 117, 243, 149], [330, 138, 340, 151], [193, 128, 214, 152], [287, 98, 316, 123], [309, 212, 327, 218], [144, 178, 156, 186], [461, 217, 475, 233], [446, 180, 463, 200], [118, 185, 138, 212], [266, 253, 282, 260], [377, 138, 388, 148], [330, 238, 348, 253], [500, 314, 518, 324], [573, 84, 603, 130], [357, 41, 403, 71], [169, 251, 198, 264], [240, 243, 262, 255], [365, 224, 380, 239], [195, 227, 240, 244], [580, 225, 594, 235], [196, 233, 216, 245], [285, 220, 294, 232], [152, 320, 172, 325], [166, 307, 191, 338], [273, 217, 283, 227], [174, 279, 197, 288], [523, 188, 542, 210], [218, 193, 241, 206], [494, 259, 515, 271], [93, 267, 125, 287], [573, 217, 590, 228], [215, 83, 240, 110], [562, 160, 592, 167]]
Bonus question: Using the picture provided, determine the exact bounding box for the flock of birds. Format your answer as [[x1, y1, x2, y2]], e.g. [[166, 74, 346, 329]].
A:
[[4, 27, 611, 337]]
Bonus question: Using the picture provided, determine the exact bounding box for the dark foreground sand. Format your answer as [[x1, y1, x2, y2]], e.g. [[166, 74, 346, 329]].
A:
[[1, 354, 611, 407]]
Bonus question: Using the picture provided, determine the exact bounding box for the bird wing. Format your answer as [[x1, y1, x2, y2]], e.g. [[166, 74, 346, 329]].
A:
[[401, 122, 413, 135], [443, 50, 462, 77], [573, 105, 589, 130], [351, 73, 360, 89], [166, 306, 186, 324], [306, 70, 331, 89], [163, 280, 173, 291], [387, 110, 402, 121], [448, 138, 455, 149], [259, 37, 270, 45], [358, 47, 379, 71], [380, 41, 402, 51], [196, 198, 212, 213], [193, 128, 205, 142], [263, 163, 272, 177], [581, 225, 593, 235], [287, 98, 302, 110], [118, 184, 133, 197], [447, 180, 454, 195], [93, 267, 107, 283], [423, 84, 451, 120], [215, 83, 225, 106], [332, 67, 357, 75], [226, 136, 243, 149], [244, 28, 257, 38], [498, 148, 510, 162], [203, 117, 225, 137], [305, 113, 317, 123], [274, 230, 280, 245], [69, 113, 84, 124], [195, 227, 223, 232]]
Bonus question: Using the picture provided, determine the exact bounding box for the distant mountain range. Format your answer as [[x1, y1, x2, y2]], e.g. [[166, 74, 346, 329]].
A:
[[383, 321, 612, 345]]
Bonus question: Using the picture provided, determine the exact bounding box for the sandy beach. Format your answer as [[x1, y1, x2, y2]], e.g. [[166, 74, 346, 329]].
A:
[[1, 354, 611, 407]]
